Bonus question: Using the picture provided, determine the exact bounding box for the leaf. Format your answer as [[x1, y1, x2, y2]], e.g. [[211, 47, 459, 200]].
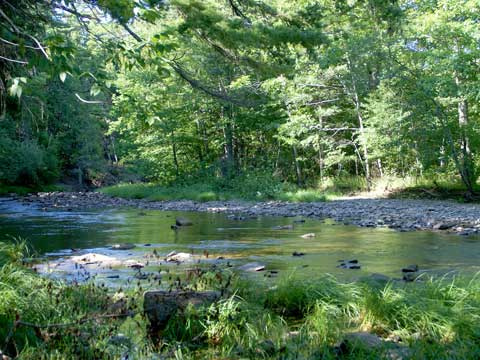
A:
[[90, 84, 101, 97], [9, 78, 23, 98], [59, 72, 67, 83]]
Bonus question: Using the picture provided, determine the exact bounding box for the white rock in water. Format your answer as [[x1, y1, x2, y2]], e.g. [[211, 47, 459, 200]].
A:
[[165, 251, 193, 262], [238, 262, 266, 272], [71, 253, 120, 266], [300, 233, 315, 238]]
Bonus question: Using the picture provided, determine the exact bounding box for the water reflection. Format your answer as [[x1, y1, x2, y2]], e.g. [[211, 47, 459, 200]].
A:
[[1, 198, 480, 279]]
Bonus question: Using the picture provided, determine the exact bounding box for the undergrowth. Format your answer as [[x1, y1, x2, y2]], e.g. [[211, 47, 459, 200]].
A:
[[2, 240, 480, 359]]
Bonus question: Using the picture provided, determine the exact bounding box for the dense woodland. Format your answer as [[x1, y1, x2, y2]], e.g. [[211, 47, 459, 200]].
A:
[[1, 0, 479, 196]]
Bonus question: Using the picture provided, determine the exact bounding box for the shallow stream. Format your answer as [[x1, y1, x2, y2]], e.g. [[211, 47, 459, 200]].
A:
[[1, 197, 480, 284]]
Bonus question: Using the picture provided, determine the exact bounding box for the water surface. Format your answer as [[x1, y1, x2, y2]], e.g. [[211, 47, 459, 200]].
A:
[[1, 197, 480, 281]]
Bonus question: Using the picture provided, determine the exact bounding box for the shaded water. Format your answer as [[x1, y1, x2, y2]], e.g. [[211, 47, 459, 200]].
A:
[[1, 197, 480, 281]]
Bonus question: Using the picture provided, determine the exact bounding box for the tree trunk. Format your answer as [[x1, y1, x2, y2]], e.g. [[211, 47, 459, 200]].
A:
[[377, 159, 383, 178], [171, 131, 179, 177], [346, 55, 371, 190], [222, 107, 235, 177], [317, 116, 324, 182], [292, 145, 303, 186]]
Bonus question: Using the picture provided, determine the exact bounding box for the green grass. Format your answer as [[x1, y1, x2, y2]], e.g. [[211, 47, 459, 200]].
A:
[[3, 239, 480, 358], [102, 175, 478, 204], [99, 182, 331, 203]]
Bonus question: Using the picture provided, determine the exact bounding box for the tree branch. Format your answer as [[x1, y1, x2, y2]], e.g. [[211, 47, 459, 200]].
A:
[[75, 93, 104, 104], [0, 55, 28, 64]]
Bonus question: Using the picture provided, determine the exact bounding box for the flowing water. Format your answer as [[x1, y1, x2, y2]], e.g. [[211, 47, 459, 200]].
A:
[[1, 197, 480, 284]]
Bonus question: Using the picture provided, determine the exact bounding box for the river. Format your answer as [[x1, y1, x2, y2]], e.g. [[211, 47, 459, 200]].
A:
[[1, 197, 480, 284]]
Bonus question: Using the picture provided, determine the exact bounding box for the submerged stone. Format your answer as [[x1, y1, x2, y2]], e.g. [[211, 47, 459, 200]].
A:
[[176, 217, 193, 226], [272, 224, 294, 230]]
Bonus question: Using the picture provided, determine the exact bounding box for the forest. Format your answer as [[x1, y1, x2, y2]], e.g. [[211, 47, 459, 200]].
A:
[[1, 0, 479, 200], [2, 1, 480, 359]]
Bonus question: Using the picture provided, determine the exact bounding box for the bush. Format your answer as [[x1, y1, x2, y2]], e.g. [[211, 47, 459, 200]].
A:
[[0, 133, 59, 186]]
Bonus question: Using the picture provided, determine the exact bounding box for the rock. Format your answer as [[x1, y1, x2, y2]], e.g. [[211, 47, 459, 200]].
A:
[[165, 251, 193, 263], [337, 332, 411, 360], [144, 290, 220, 333], [342, 332, 383, 349], [134, 272, 149, 279], [71, 253, 120, 266], [228, 214, 246, 220], [256, 339, 276, 355], [403, 272, 419, 282], [125, 261, 145, 270], [272, 224, 294, 230], [401, 264, 419, 273], [292, 251, 305, 257], [433, 222, 456, 230], [238, 262, 266, 272], [300, 233, 315, 238], [176, 217, 193, 226], [110, 243, 136, 250], [337, 260, 361, 269]]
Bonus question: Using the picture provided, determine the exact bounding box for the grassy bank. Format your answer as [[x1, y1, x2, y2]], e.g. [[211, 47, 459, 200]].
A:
[[2, 240, 480, 359], [99, 175, 479, 203]]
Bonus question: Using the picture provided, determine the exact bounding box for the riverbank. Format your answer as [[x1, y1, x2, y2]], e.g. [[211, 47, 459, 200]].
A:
[[2, 240, 480, 359], [18, 191, 480, 236]]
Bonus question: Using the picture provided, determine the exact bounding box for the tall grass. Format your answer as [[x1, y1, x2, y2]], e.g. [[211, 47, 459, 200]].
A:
[[2, 239, 480, 358]]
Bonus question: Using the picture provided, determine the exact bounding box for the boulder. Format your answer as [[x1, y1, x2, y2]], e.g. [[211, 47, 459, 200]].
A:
[[144, 290, 220, 333], [176, 217, 193, 226]]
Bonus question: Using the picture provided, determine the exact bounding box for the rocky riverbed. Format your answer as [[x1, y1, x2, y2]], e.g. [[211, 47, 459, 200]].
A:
[[17, 191, 480, 236]]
